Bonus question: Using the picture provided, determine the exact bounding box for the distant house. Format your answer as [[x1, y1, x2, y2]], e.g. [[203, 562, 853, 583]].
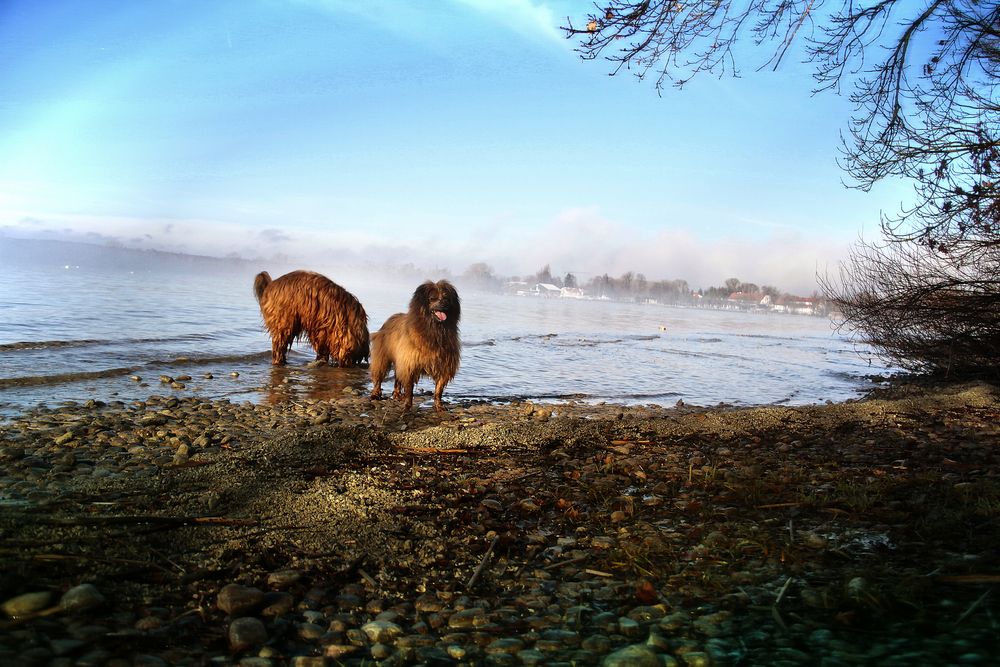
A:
[[726, 291, 769, 310], [774, 295, 819, 316], [532, 283, 562, 297], [504, 281, 531, 296]]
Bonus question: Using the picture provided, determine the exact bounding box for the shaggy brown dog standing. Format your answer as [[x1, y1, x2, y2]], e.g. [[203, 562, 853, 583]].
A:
[[253, 270, 369, 367], [369, 280, 461, 412]]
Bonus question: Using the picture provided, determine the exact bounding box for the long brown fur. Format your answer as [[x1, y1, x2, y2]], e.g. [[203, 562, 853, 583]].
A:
[[369, 280, 461, 412], [253, 270, 369, 367]]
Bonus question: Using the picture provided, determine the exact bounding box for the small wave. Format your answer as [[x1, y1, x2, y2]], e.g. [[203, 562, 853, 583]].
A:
[[0, 367, 137, 388], [454, 389, 683, 404], [456, 391, 592, 402], [464, 339, 496, 347], [557, 338, 623, 348], [731, 332, 798, 342], [0, 331, 255, 353], [0, 339, 104, 351], [510, 333, 559, 342], [823, 369, 867, 383], [143, 351, 269, 367], [643, 346, 743, 362], [0, 352, 270, 389], [510, 333, 659, 348]]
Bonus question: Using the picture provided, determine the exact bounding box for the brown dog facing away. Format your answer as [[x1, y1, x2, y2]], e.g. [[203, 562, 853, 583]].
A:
[[253, 270, 369, 367], [369, 280, 461, 412]]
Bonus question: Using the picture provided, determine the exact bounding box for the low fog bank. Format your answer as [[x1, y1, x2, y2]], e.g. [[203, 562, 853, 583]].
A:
[[0, 232, 831, 308], [0, 235, 444, 295]]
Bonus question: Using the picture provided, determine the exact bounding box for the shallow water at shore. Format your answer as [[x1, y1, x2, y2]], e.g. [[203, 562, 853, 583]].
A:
[[0, 238, 892, 416]]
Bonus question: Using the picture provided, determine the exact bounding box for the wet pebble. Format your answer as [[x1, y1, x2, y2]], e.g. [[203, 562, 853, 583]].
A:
[[229, 617, 268, 652], [266, 569, 303, 590], [448, 607, 486, 629], [602, 643, 662, 667], [60, 584, 105, 613], [361, 619, 404, 643], [218, 584, 265, 616], [486, 637, 526, 654]]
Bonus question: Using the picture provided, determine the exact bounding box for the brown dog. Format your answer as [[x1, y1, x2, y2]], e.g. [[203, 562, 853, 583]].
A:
[[369, 280, 461, 412], [253, 270, 369, 367]]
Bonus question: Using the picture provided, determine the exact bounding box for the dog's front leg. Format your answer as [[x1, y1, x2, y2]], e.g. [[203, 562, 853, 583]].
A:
[[432, 378, 449, 412]]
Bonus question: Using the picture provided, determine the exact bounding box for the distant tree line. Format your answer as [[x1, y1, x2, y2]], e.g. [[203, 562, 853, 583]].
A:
[[458, 262, 825, 307]]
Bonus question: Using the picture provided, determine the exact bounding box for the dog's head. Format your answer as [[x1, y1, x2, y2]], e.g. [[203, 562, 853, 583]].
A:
[[411, 280, 461, 327]]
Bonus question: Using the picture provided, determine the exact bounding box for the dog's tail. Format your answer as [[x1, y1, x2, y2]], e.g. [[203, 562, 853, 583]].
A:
[[253, 271, 272, 303]]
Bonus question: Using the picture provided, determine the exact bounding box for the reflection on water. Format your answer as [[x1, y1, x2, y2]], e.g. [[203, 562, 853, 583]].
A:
[[263, 364, 370, 404]]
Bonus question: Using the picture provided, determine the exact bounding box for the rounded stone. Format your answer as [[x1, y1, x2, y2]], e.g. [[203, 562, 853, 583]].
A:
[[218, 584, 266, 616], [267, 569, 303, 590], [261, 592, 295, 617], [681, 651, 711, 667], [297, 622, 325, 640], [370, 643, 393, 660], [361, 619, 404, 643], [618, 616, 642, 637], [582, 634, 612, 652], [59, 584, 106, 613], [448, 607, 487, 629], [133, 655, 170, 667], [229, 617, 268, 652], [485, 637, 525, 654], [602, 644, 661, 667], [517, 649, 547, 666], [627, 605, 667, 622]]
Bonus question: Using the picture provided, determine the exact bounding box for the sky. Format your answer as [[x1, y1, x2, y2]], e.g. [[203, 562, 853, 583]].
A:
[[0, 0, 910, 295]]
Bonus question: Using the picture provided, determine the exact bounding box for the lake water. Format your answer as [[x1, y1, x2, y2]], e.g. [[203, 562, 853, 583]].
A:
[[0, 238, 892, 417]]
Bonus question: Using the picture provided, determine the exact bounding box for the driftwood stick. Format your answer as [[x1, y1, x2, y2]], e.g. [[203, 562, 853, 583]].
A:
[[29, 552, 176, 575], [542, 555, 588, 571], [401, 447, 468, 454], [358, 568, 378, 587], [774, 576, 793, 606], [37, 515, 257, 527], [584, 568, 614, 578], [771, 576, 793, 632], [955, 588, 992, 627], [466, 536, 499, 589], [939, 575, 1000, 584]]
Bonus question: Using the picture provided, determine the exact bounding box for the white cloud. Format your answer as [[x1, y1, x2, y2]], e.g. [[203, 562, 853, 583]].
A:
[[290, 0, 567, 51], [453, 0, 566, 44]]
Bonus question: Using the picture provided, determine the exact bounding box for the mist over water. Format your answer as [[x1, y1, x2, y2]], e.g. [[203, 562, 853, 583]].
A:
[[0, 238, 892, 417]]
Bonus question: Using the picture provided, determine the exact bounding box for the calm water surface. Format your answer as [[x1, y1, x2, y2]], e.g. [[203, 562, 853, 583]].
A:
[[0, 239, 891, 417]]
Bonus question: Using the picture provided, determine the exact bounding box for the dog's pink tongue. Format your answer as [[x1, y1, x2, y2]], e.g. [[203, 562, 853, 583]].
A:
[[435, 311, 447, 322]]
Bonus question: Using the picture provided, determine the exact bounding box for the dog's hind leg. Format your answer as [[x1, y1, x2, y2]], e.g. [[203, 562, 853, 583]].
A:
[[369, 354, 390, 399], [313, 343, 330, 365], [271, 328, 294, 365]]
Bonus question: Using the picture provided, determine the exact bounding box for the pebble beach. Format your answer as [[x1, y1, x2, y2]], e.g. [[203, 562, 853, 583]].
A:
[[2, 381, 999, 666]]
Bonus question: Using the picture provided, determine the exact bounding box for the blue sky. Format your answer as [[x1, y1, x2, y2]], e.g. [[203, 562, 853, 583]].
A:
[[0, 0, 909, 294]]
